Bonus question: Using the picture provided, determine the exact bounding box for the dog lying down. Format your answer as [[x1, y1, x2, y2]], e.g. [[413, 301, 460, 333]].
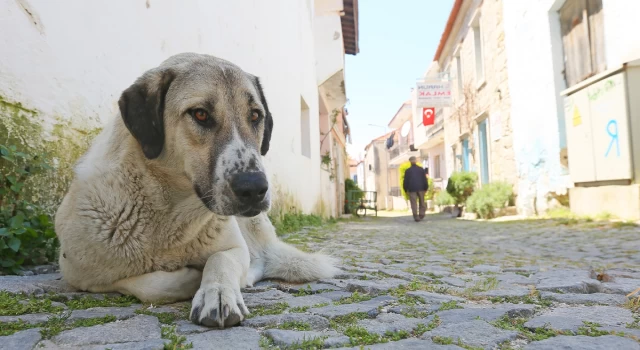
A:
[[54, 53, 339, 328]]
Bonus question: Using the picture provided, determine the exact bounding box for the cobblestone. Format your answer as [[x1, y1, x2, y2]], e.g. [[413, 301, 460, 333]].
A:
[[0, 214, 639, 349]]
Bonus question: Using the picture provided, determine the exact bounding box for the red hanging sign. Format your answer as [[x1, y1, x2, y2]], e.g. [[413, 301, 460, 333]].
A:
[[422, 107, 435, 126]]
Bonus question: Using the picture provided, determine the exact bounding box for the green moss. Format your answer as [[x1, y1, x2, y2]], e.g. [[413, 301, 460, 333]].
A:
[[329, 312, 370, 331], [247, 302, 289, 319], [488, 294, 552, 308], [334, 291, 372, 305], [287, 336, 327, 350], [0, 292, 65, 316], [73, 315, 117, 327], [289, 306, 309, 313], [136, 309, 178, 324], [64, 294, 140, 310], [0, 95, 102, 215], [0, 320, 38, 336], [491, 315, 560, 341], [277, 321, 312, 331], [400, 306, 431, 319], [432, 336, 454, 345], [577, 321, 613, 337], [344, 326, 388, 346], [0, 312, 117, 338], [438, 301, 462, 311], [161, 325, 193, 349]]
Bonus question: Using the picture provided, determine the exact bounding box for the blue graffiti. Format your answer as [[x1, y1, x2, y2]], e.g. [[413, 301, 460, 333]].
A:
[[605, 119, 619, 157]]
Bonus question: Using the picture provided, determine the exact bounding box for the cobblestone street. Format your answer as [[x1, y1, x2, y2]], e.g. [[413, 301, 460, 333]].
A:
[[2, 214, 640, 349]]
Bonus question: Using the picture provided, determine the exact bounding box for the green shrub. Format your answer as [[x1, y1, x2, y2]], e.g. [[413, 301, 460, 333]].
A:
[[345, 178, 364, 199], [399, 161, 433, 202], [0, 144, 58, 274], [466, 182, 514, 219], [435, 191, 455, 206], [345, 178, 364, 214], [445, 171, 478, 206], [269, 212, 324, 236], [425, 177, 435, 200]]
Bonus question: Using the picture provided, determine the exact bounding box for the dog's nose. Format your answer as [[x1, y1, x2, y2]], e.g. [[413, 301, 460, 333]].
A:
[[230, 172, 268, 203]]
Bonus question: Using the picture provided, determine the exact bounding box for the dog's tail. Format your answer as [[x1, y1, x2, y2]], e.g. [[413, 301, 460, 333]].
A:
[[261, 240, 340, 283]]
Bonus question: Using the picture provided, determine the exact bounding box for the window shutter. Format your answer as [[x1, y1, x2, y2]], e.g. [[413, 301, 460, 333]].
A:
[[560, 0, 592, 86], [587, 0, 606, 74]]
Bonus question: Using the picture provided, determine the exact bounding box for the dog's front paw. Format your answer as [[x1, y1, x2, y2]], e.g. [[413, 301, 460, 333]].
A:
[[190, 283, 249, 328]]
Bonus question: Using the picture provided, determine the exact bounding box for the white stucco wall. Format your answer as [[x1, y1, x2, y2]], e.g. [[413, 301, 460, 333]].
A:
[[0, 0, 325, 213], [503, 0, 640, 215]]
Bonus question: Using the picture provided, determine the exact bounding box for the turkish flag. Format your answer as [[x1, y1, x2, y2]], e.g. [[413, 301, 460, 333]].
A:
[[422, 107, 435, 126]]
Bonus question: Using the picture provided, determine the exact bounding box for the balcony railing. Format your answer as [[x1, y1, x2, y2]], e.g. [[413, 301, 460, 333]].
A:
[[388, 141, 410, 161]]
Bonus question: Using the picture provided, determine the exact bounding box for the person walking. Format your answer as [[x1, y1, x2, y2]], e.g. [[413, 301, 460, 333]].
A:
[[403, 156, 428, 222]]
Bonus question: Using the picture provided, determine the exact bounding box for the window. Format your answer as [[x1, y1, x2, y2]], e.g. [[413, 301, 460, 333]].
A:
[[434, 155, 441, 179], [462, 138, 470, 172], [559, 0, 605, 87], [455, 54, 464, 99], [472, 17, 484, 84], [478, 120, 490, 184], [300, 97, 310, 158]]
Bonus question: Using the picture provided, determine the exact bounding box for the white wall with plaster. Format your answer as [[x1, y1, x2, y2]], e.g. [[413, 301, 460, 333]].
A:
[[0, 0, 332, 213]]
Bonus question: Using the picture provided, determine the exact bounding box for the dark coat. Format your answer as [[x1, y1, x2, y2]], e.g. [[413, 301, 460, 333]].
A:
[[403, 164, 428, 193]]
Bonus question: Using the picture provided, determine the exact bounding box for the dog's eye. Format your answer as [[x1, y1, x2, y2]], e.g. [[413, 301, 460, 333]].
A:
[[251, 110, 262, 124], [190, 109, 213, 126], [193, 109, 209, 122]]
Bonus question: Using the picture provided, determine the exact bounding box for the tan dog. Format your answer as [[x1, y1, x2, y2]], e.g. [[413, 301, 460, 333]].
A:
[[54, 53, 339, 328]]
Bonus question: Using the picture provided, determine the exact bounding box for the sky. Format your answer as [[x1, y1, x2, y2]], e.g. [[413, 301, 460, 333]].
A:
[[344, 0, 454, 160]]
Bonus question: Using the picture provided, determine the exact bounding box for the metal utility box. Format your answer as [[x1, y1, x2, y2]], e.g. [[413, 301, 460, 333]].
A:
[[562, 60, 640, 185]]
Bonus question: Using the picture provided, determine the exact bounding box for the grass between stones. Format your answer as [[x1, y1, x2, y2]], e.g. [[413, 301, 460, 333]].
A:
[[329, 312, 370, 330], [334, 291, 372, 305], [431, 336, 483, 350], [136, 309, 179, 324], [277, 321, 312, 331], [259, 334, 327, 350], [488, 292, 552, 308], [247, 302, 289, 319], [399, 306, 431, 319], [161, 325, 193, 350], [289, 302, 330, 313], [344, 327, 410, 346], [0, 291, 65, 316], [576, 321, 613, 337], [0, 291, 143, 337], [0, 291, 193, 338], [491, 315, 560, 341], [331, 312, 441, 347], [0, 312, 117, 338], [62, 294, 140, 309], [403, 267, 442, 280], [438, 301, 462, 311]]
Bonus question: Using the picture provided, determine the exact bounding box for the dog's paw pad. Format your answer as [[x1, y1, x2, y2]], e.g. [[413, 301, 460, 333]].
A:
[[190, 283, 248, 328]]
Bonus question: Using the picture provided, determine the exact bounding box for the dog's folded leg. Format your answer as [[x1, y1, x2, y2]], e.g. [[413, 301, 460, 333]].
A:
[[190, 227, 250, 328], [106, 267, 202, 303]]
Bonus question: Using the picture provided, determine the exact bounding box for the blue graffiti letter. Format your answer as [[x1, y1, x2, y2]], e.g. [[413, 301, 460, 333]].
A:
[[605, 119, 619, 157]]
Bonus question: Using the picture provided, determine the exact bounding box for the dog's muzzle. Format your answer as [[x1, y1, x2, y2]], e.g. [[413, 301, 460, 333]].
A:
[[230, 172, 269, 217]]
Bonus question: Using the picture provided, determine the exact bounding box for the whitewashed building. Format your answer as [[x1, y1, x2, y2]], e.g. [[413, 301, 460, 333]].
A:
[[0, 0, 359, 218], [503, 0, 640, 218]]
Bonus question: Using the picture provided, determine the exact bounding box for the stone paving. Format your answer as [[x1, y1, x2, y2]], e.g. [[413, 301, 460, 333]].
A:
[[1, 213, 640, 349]]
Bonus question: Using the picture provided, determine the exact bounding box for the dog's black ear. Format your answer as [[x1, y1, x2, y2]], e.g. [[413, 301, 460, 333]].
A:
[[254, 77, 273, 156], [118, 69, 175, 159]]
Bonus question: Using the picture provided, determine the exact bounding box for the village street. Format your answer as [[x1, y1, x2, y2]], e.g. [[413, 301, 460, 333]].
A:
[[1, 214, 639, 349]]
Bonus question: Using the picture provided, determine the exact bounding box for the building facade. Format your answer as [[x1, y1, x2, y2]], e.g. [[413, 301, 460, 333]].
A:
[[503, 0, 640, 218], [434, 0, 517, 192], [363, 134, 392, 210], [0, 0, 358, 219]]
